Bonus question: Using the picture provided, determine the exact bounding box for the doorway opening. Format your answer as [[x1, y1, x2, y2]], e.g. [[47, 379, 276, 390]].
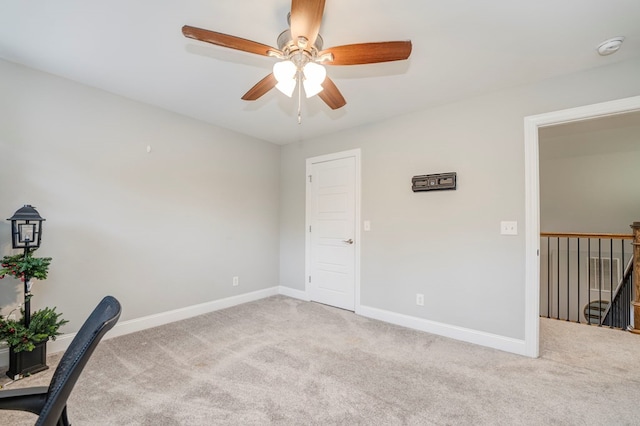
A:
[[524, 95, 640, 357], [538, 113, 639, 327]]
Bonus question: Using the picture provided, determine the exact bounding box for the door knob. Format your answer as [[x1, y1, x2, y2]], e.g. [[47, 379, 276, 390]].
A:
[[343, 238, 354, 244]]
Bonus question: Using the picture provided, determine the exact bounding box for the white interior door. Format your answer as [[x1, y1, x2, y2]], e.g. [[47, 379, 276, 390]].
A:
[[306, 151, 359, 311]]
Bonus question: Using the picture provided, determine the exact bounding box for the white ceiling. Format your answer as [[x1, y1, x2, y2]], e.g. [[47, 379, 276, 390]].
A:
[[1, 0, 639, 145]]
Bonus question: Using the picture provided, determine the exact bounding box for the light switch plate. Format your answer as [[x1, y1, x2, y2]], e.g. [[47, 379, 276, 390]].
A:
[[363, 220, 371, 231], [500, 221, 518, 235]]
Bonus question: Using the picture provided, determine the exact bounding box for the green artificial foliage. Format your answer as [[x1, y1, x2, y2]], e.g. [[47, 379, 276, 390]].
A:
[[0, 306, 68, 352], [0, 249, 52, 281], [0, 248, 67, 353]]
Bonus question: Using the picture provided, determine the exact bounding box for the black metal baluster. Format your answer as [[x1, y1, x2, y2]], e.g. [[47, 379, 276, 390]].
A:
[[547, 237, 551, 318], [567, 237, 570, 321], [588, 238, 591, 325], [625, 278, 629, 329], [610, 239, 614, 328], [620, 240, 625, 328], [598, 239, 602, 327], [557, 237, 560, 320], [577, 238, 581, 323], [620, 279, 624, 328], [627, 272, 631, 328], [620, 269, 625, 329]]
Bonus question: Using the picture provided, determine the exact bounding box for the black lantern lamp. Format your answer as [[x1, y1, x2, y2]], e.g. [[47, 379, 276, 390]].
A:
[[8, 204, 45, 250], [7, 205, 46, 327]]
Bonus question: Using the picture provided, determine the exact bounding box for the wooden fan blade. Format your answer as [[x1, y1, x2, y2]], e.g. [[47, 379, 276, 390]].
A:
[[241, 73, 277, 101], [182, 25, 279, 57], [320, 41, 412, 65], [317, 77, 346, 110], [290, 0, 325, 47]]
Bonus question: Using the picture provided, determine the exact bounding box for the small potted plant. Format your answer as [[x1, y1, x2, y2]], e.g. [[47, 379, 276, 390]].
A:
[[0, 249, 67, 379]]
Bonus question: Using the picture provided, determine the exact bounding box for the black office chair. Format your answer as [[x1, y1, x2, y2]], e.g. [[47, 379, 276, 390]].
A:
[[0, 295, 121, 426]]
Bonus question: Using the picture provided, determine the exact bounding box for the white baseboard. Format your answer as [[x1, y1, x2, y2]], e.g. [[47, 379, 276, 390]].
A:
[[104, 287, 280, 342], [357, 304, 529, 357], [0, 287, 280, 368], [0, 288, 530, 370], [278, 286, 309, 301], [280, 288, 527, 356]]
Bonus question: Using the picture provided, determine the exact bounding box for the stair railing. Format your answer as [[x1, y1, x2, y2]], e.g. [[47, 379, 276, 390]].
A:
[[540, 229, 634, 327], [601, 257, 634, 328]]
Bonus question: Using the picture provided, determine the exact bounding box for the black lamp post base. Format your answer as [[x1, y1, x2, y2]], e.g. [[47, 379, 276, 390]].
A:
[[6, 340, 49, 380]]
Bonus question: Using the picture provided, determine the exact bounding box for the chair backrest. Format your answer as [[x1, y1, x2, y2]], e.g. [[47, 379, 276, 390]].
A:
[[37, 295, 121, 426]]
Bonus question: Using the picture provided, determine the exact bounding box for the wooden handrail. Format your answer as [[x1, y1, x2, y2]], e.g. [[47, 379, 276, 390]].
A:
[[540, 232, 633, 240]]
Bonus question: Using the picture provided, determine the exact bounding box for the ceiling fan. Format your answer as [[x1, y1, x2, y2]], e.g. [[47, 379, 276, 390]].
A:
[[182, 0, 412, 111]]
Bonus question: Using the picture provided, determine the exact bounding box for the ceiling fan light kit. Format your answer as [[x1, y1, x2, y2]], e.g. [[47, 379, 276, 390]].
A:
[[273, 60, 298, 97], [302, 62, 327, 98], [182, 0, 412, 116], [272, 53, 327, 99]]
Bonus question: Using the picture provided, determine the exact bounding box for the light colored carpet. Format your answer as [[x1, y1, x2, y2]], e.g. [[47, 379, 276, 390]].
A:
[[2, 295, 640, 425]]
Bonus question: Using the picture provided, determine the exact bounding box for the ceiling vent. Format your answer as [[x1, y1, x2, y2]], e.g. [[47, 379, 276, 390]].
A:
[[597, 37, 624, 56]]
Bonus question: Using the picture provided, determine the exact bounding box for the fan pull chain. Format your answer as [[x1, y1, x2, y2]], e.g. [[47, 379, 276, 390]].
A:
[[297, 70, 302, 124]]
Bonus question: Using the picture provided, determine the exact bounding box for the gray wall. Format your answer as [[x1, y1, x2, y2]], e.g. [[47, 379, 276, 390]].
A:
[[0, 60, 280, 330], [540, 115, 640, 234], [279, 58, 640, 340], [2, 54, 639, 347]]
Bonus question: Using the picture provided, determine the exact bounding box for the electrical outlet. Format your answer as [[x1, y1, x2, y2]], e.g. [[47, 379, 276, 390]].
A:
[[232, 276, 239, 286], [416, 293, 424, 306], [500, 221, 518, 235]]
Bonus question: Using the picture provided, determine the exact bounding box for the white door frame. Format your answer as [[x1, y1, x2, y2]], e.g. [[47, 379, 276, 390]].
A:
[[523, 95, 640, 358], [305, 148, 362, 311]]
